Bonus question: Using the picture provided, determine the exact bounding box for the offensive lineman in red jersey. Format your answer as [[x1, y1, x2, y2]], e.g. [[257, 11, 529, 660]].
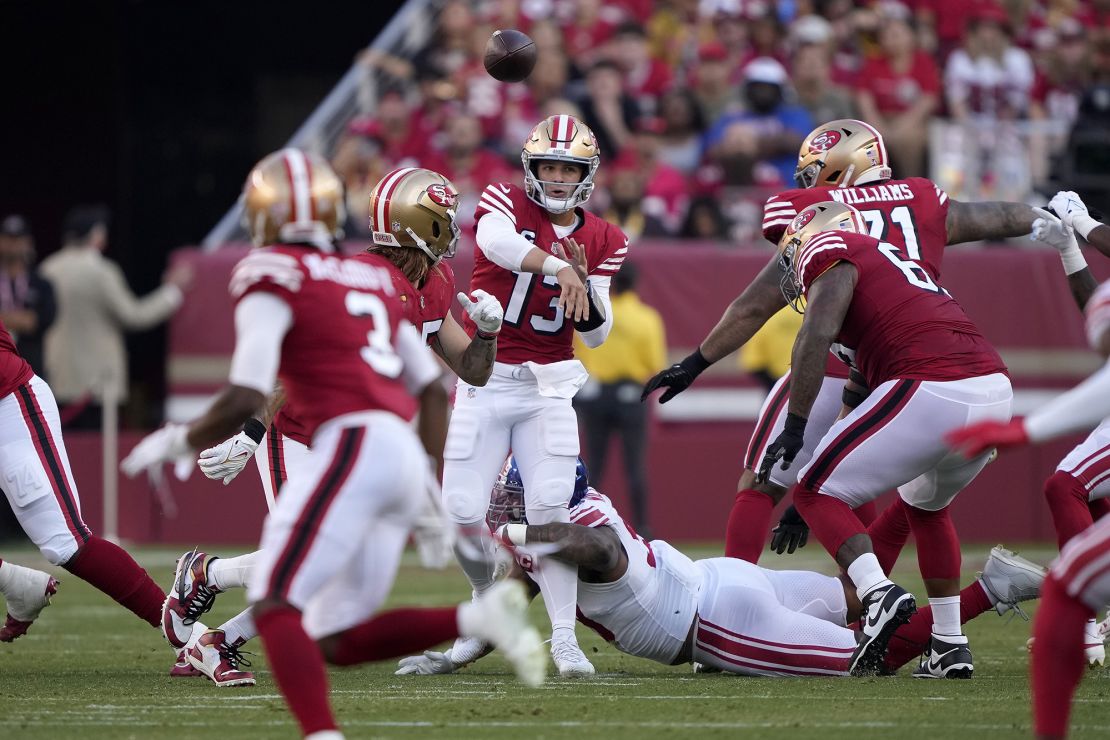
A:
[[442, 114, 629, 676], [122, 149, 544, 737], [162, 167, 505, 687], [768, 201, 1011, 678]]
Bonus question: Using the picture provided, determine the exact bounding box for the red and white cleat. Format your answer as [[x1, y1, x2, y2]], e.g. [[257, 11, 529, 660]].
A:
[[170, 649, 203, 677], [0, 565, 58, 642], [187, 629, 255, 687], [162, 549, 220, 649]]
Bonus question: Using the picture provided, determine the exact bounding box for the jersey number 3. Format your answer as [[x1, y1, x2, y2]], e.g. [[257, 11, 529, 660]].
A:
[[345, 291, 402, 378]]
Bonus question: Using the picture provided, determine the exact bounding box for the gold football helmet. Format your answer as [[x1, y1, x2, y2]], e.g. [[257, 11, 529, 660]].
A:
[[778, 201, 866, 311], [793, 119, 892, 190], [242, 148, 345, 248], [368, 167, 460, 264], [521, 114, 601, 213]]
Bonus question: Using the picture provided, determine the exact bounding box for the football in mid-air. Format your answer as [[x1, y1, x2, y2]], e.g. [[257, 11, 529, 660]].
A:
[[484, 29, 537, 83]]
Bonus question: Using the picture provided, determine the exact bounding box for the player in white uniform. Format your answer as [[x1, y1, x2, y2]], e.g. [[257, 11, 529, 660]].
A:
[[442, 114, 629, 676], [397, 459, 1045, 678]]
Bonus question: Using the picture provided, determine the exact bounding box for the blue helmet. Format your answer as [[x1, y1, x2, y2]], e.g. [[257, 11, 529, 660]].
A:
[[486, 456, 590, 529]]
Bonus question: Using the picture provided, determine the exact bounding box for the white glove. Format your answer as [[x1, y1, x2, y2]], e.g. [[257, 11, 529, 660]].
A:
[[395, 650, 459, 675], [197, 432, 260, 485], [1032, 207, 1086, 275], [1049, 190, 1102, 239], [456, 289, 503, 335], [121, 423, 193, 479], [411, 459, 454, 569]]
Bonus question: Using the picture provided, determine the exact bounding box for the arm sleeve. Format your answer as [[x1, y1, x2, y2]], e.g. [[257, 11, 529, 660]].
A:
[[474, 211, 535, 272], [1025, 360, 1110, 443], [762, 193, 799, 244], [396, 319, 442, 395], [102, 262, 183, 330], [228, 292, 293, 395], [577, 276, 613, 348]]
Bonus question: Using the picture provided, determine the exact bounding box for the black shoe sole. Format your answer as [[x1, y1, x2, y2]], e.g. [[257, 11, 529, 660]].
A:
[[850, 596, 917, 677]]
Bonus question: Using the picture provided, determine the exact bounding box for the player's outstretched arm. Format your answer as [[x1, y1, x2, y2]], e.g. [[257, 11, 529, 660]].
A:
[[945, 200, 1037, 245], [1031, 206, 1099, 309], [1050, 190, 1110, 258], [497, 521, 625, 578]]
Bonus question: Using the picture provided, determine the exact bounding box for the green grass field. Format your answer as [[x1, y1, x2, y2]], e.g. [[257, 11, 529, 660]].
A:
[[1, 542, 1107, 739]]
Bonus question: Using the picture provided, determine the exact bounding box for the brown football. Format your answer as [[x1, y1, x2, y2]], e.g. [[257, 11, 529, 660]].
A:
[[483, 29, 537, 83]]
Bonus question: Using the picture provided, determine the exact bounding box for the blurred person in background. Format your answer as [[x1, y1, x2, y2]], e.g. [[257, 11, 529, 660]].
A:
[[331, 131, 392, 239], [855, 6, 941, 178], [501, 49, 572, 156], [689, 42, 744, 125], [626, 117, 690, 232], [41, 205, 192, 429], [791, 42, 856, 126], [1029, 19, 1091, 186], [0, 216, 54, 380], [702, 57, 813, 187], [608, 22, 673, 116], [574, 263, 665, 536], [600, 159, 670, 240], [656, 89, 707, 175], [576, 60, 640, 158], [426, 110, 514, 231], [679, 194, 732, 240], [346, 89, 430, 169], [945, 4, 1035, 122], [738, 306, 803, 393], [561, 0, 617, 73]]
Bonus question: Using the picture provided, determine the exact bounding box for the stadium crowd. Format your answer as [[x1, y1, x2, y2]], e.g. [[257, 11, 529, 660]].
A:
[[334, 0, 1110, 245]]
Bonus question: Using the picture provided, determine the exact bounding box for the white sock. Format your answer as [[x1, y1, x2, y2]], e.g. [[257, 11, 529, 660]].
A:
[[219, 607, 257, 646], [207, 551, 261, 592], [531, 557, 579, 635], [929, 596, 962, 637], [452, 528, 498, 595], [305, 731, 345, 740], [0, 560, 13, 594], [847, 553, 892, 601]]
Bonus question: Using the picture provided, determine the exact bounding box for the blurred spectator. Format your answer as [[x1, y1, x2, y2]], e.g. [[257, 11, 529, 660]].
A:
[[690, 42, 744, 124], [856, 8, 940, 177], [573, 262, 665, 536], [0, 216, 55, 379], [412, 0, 476, 81], [792, 43, 856, 126], [41, 205, 193, 429], [347, 90, 431, 168], [738, 305, 803, 392], [332, 133, 391, 238], [1030, 19, 1091, 185], [740, 6, 787, 69], [576, 60, 641, 159], [680, 195, 732, 239], [425, 111, 514, 229], [562, 0, 617, 72], [609, 22, 674, 115], [601, 161, 670, 240], [626, 117, 690, 231], [915, 0, 980, 58], [945, 4, 1035, 121], [656, 89, 706, 174], [501, 49, 572, 154], [702, 57, 813, 186]]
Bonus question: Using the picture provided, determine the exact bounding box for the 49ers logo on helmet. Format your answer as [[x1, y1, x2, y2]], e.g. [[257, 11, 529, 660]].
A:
[[790, 208, 817, 233], [808, 130, 842, 153], [426, 184, 457, 208]]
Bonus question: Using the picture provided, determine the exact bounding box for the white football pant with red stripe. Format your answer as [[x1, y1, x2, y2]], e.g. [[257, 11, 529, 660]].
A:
[[247, 411, 426, 639], [798, 373, 1012, 509], [745, 373, 845, 486], [255, 429, 311, 509], [0, 376, 90, 564], [1056, 419, 1110, 502], [692, 557, 856, 677]]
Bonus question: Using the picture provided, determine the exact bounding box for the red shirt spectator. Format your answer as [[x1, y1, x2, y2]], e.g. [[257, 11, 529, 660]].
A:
[[859, 50, 942, 115]]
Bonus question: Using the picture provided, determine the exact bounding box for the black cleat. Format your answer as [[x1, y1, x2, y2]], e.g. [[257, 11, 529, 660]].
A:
[[850, 583, 917, 676], [912, 634, 974, 679]]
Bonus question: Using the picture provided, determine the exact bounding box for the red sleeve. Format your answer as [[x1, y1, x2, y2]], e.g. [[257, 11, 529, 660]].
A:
[[473, 182, 518, 229], [437, 261, 456, 295], [569, 502, 614, 529], [858, 58, 886, 95], [906, 176, 951, 245], [762, 192, 801, 244], [228, 248, 305, 303], [589, 223, 630, 278], [796, 231, 855, 292]]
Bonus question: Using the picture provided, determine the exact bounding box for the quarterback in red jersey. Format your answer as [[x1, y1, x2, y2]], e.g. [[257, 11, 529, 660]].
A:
[[643, 118, 1040, 569], [443, 113, 629, 676], [122, 149, 544, 731], [766, 201, 1012, 678]]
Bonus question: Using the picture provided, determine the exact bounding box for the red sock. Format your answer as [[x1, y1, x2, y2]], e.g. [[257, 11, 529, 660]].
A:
[[256, 606, 337, 735], [725, 488, 776, 562], [328, 607, 460, 666], [868, 498, 912, 574], [884, 581, 994, 670], [1046, 472, 1095, 549], [853, 500, 878, 526], [62, 536, 163, 627], [904, 505, 960, 580], [1032, 577, 1091, 738], [792, 485, 865, 557], [1090, 497, 1110, 523]]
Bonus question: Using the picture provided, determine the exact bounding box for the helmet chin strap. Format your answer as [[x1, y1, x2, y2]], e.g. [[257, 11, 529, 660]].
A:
[[403, 226, 442, 263]]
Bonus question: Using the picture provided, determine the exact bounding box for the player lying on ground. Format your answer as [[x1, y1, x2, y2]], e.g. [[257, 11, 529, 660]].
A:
[[395, 458, 1044, 678], [0, 557, 57, 641]]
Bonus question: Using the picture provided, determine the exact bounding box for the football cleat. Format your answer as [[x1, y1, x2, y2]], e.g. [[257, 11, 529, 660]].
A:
[[978, 545, 1046, 619], [1084, 619, 1105, 668], [170, 649, 203, 678], [0, 565, 58, 642], [460, 580, 547, 687], [850, 583, 917, 676], [162, 549, 219, 648], [911, 634, 974, 679], [551, 635, 596, 677], [187, 629, 255, 687]]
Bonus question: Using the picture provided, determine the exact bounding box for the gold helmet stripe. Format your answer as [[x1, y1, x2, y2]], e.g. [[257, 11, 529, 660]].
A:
[[374, 167, 419, 234], [281, 149, 315, 224]]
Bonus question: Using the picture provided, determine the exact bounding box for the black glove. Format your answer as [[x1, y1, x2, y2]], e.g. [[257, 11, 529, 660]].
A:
[[641, 349, 711, 403], [756, 413, 807, 484], [770, 504, 809, 554]]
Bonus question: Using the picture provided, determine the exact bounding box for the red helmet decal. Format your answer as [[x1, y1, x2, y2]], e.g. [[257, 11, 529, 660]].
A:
[[426, 183, 457, 208], [808, 130, 842, 153], [790, 208, 817, 233]]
